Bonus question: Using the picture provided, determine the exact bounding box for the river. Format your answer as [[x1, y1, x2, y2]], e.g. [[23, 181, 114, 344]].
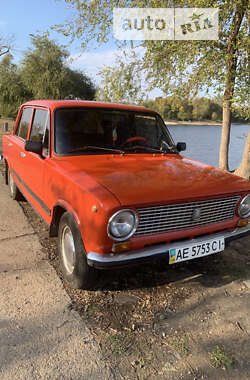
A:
[[1, 122, 249, 171], [167, 123, 250, 171]]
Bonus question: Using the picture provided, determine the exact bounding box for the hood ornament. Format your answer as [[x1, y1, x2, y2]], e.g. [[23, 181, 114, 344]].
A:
[[192, 208, 201, 221]]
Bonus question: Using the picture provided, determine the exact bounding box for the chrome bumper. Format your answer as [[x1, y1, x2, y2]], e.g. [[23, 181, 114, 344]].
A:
[[87, 225, 250, 269]]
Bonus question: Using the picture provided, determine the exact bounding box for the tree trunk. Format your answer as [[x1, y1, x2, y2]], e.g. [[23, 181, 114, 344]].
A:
[[219, 101, 231, 171], [234, 130, 250, 180], [219, 0, 248, 171]]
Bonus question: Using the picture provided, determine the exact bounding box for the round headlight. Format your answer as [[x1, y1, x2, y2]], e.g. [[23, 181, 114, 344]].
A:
[[107, 209, 138, 241], [238, 194, 250, 218]]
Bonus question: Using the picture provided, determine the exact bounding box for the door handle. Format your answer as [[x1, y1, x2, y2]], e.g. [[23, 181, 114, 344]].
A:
[[20, 152, 26, 158]]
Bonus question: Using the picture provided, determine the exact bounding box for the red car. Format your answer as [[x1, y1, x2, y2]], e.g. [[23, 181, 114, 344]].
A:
[[2, 100, 250, 289]]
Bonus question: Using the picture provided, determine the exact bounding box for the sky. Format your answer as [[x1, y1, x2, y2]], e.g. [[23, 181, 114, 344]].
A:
[[0, 0, 163, 98]]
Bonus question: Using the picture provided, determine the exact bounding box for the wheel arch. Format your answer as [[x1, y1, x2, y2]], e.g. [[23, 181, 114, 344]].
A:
[[49, 202, 81, 237]]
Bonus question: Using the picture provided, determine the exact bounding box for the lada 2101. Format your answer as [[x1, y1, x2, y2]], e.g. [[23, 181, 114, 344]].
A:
[[2, 100, 250, 288]]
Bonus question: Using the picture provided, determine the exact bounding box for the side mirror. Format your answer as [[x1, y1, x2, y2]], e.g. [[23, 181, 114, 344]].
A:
[[176, 142, 186, 152], [25, 140, 43, 156]]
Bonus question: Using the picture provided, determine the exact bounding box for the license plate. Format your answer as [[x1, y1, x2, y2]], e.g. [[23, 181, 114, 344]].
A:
[[169, 237, 225, 264]]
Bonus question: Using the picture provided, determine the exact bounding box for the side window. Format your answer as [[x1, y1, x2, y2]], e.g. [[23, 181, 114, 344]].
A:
[[16, 108, 33, 139], [30, 109, 50, 154], [43, 122, 50, 154]]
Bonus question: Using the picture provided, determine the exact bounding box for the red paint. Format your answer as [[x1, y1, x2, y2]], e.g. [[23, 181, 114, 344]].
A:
[[2, 100, 250, 256]]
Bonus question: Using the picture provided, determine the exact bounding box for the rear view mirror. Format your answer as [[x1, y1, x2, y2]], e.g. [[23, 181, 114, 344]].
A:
[[25, 140, 43, 156], [176, 142, 186, 152]]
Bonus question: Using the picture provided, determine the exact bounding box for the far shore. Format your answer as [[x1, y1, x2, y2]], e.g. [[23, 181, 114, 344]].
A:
[[165, 120, 249, 126], [165, 120, 222, 125]]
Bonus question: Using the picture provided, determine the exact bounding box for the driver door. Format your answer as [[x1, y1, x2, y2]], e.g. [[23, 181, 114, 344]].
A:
[[20, 107, 51, 218]]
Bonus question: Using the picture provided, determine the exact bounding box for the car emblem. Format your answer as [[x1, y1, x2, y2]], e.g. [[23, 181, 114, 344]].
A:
[[192, 208, 201, 221]]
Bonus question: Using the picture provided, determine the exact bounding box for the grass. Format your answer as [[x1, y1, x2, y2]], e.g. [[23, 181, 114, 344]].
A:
[[169, 335, 189, 357], [209, 346, 233, 370], [105, 331, 134, 356]]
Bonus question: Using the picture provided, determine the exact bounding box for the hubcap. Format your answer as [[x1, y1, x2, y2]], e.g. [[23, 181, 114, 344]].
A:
[[61, 226, 76, 275]]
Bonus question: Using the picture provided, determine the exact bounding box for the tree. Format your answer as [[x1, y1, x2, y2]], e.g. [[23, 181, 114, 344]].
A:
[[96, 62, 144, 103], [64, 67, 96, 100], [0, 34, 13, 57], [192, 98, 211, 121], [56, 0, 249, 177], [0, 35, 96, 117], [142, 96, 224, 122], [218, 1, 248, 172], [0, 54, 29, 117], [21, 34, 95, 100]]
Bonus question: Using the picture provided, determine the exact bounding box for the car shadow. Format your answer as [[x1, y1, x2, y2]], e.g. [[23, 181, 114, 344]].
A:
[[93, 242, 249, 292]]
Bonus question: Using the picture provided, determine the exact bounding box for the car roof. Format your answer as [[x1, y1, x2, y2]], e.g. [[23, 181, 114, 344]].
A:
[[22, 100, 155, 113]]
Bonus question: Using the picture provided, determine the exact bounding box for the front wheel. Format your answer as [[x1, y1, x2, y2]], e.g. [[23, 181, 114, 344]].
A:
[[58, 212, 97, 289], [8, 167, 22, 200]]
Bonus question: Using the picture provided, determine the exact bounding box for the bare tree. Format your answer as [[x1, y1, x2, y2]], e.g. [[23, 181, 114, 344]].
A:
[[0, 34, 13, 57]]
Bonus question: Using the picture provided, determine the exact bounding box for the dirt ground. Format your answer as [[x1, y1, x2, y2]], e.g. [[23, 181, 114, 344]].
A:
[[0, 161, 250, 380]]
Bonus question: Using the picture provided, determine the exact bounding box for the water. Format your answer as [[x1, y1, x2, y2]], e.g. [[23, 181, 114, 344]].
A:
[[168, 124, 250, 171], [1, 122, 249, 170]]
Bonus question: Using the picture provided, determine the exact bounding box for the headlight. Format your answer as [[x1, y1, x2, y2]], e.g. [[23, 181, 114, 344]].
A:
[[107, 209, 138, 241], [238, 194, 250, 218]]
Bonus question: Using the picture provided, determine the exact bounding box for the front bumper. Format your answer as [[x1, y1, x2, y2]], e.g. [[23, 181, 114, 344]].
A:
[[87, 225, 250, 269]]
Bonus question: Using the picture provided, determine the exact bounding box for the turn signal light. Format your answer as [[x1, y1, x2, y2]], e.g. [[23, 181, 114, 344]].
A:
[[112, 241, 131, 253], [237, 219, 249, 227]]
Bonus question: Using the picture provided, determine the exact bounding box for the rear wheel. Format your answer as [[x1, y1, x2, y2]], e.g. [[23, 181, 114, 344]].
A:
[[58, 212, 97, 289], [8, 168, 22, 200]]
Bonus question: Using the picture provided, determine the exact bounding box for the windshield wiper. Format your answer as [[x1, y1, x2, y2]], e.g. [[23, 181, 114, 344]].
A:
[[124, 145, 170, 154], [68, 145, 125, 154]]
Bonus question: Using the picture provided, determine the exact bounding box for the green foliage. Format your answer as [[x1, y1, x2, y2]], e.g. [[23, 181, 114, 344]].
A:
[[142, 96, 225, 121], [169, 335, 189, 357], [96, 55, 145, 103], [64, 67, 96, 100], [20, 34, 96, 100], [0, 34, 95, 117], [142, 95, 247, 122], [0, 54, 29, 118], [21, 34, 69, 99], [209, 346, 233, 370], [55, 0, 249, 108]]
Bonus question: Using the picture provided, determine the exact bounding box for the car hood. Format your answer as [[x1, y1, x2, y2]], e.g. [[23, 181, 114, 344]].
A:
[[54, 154, 250, 206]]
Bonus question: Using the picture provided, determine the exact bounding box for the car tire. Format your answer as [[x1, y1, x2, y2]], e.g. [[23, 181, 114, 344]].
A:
[[8, 167, 22, 201], [58, 212, 98, 289]]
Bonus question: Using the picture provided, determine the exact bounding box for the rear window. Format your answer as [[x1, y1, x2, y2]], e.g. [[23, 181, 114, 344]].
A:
[[16, 108, 33, 139], [30, 109, 49, 141]]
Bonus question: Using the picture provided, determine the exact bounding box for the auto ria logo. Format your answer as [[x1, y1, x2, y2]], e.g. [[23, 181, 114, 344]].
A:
[[113, 8, 219, 40], [181, 12, 214, 35]]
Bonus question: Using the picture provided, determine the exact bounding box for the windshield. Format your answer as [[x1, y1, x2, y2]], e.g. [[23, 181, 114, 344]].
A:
[[54, 108, 176, 155]]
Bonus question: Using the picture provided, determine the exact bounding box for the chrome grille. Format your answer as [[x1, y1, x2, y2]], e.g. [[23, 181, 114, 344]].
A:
[[135, 196, 241, 236]]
